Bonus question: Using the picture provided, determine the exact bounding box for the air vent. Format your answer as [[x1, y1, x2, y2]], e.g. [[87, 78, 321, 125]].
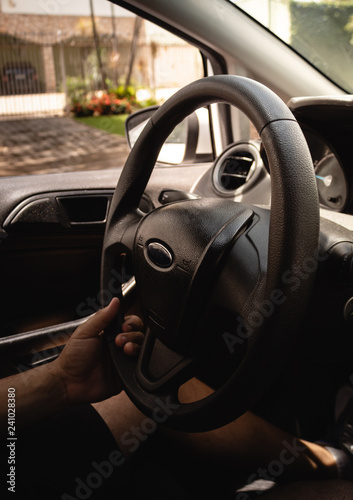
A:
[[220, 154, 253, 190], [212, 142, 260, 196]]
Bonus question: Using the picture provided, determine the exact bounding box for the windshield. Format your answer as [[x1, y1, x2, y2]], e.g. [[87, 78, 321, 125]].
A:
[[230, 0, 353, 93]]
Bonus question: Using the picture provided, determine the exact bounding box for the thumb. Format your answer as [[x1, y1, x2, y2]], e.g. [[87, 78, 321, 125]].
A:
[[73, 298, 120, 340]]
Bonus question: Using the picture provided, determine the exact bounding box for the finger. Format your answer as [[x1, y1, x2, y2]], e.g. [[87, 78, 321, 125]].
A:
[[74, 298, 120, 340], [115, 331, 144, 348], [123, 342, 141, 356], [122, 315, 144, 333]]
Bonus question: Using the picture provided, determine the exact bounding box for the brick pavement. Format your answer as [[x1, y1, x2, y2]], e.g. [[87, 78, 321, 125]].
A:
[[0, 116, 130, 176]]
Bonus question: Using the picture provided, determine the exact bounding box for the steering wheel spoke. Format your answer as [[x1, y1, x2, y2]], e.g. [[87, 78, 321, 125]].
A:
[[101, 210, 142, 305], [136, 329, 195, 392]]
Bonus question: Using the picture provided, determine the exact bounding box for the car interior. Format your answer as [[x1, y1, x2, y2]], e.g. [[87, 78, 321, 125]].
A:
[[2, 0, 353, 497]]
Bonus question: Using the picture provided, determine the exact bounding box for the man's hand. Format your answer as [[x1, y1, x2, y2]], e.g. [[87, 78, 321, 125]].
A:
[[52, 297, 143, 406], [0, 298, 144, 435]]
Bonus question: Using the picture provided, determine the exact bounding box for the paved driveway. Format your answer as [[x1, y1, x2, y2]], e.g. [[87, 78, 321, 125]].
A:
[[0, 116, 130, 177]]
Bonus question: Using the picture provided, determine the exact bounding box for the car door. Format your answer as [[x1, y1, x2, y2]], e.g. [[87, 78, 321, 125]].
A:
[[0, 3, 212, 378]]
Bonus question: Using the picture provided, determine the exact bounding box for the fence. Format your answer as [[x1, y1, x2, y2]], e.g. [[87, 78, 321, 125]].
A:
[[0, 24, 203, 119]]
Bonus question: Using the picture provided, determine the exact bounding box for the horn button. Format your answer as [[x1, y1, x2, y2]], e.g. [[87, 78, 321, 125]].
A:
[[133, 198, 253, 353]]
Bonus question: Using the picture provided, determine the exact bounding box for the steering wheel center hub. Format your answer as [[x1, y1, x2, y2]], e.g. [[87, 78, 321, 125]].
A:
[[134, 198, 254, 352]]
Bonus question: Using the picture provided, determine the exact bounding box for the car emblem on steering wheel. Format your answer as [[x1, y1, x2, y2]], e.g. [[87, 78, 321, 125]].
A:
[[147, 241, 173, 268]]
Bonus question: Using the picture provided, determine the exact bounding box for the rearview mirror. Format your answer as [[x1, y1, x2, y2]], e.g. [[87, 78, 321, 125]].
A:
[[125, 105, 213, 165]]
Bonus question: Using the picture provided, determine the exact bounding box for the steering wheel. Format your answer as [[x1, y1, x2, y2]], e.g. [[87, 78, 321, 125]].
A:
[[101, 75, 319, 432]]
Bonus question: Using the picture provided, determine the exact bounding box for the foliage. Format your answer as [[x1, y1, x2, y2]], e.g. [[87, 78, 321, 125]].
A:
[[109, 84, 158, 107], [69, 80, 137, 117], [70, 92, 134, 117], [109, 84, 136, 99], [69, 82, 158, 117], [138, 97, 158, 107]]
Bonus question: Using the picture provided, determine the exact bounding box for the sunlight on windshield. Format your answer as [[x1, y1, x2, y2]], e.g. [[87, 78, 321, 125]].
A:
[[230, 0, 353, 93]]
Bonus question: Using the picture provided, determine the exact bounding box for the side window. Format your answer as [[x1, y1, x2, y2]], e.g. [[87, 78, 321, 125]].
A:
[[0, 2, 205, 176]]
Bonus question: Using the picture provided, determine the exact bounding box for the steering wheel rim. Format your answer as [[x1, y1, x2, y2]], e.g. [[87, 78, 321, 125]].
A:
[[101, 75, 319, 432]]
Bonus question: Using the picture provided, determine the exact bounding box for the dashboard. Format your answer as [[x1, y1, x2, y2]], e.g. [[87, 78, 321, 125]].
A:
[[193, 95, 353, 220], [289, 95, 353, 214]]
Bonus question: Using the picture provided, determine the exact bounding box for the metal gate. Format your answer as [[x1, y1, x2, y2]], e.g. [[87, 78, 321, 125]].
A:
[[0, 32, 136, 119], [0, 32, 67, 118]]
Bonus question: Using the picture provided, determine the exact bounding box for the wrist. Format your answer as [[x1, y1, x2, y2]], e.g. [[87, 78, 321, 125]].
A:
[[48, 358, 77, 409], [46, 360, 73, 409]]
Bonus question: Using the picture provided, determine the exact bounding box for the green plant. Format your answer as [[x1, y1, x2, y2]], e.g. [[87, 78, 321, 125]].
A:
[[109, 84, 137, 99], [69, 82, 158, 118], [137, 97, 158, 108], [66, 76, 90, 104], [70, 102, 94, 117]]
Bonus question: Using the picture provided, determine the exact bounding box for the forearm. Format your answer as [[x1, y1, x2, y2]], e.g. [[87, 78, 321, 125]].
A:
[[92, 391, 148, 459], [0, 362, 70, 437]]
